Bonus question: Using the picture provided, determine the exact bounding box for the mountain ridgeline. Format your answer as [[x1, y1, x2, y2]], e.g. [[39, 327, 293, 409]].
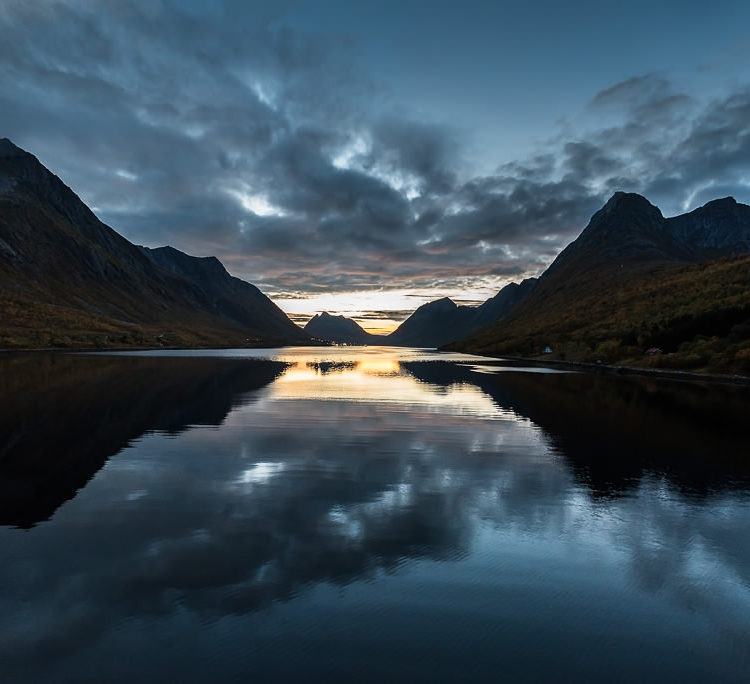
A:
[[0, 138, 308, 348], [302, 279, 538, 347], [303, 194, 749, 359], [304, 312, 380, 345], [447, 192, 750, 374], [2, 137, 749, 371], [385, 278, 538, 348]]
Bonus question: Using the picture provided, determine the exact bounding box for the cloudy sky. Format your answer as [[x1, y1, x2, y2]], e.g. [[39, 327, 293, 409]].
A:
[[1, 0, 749, 331]]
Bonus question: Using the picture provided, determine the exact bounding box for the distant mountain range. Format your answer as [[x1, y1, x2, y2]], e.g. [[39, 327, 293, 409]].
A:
[[385, 278, 538, 347], [2, 138, 749, 371], [304, 278, 538, 347], [447, 192, 750, 374], [305, 191, 750, 374], [0, 138, 308, 348], [304, 311, 380, 345]]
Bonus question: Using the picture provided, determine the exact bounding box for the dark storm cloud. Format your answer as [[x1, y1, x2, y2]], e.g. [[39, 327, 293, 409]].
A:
[[1, 2, 749, 296], [366, 117, 460, 194], [246, 75, 750, 293]]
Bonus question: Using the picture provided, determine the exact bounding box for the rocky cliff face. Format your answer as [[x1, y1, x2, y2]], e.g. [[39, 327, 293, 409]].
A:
[[664, 197, 750, 257], [542, 192, 750, 283]]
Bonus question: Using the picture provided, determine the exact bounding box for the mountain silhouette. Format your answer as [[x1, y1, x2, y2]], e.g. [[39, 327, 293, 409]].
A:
[[448, 192, 750, 373], [540, 192, 750, 282], [0, 138, 308, 348], [304, 311, 381, 344], [386, 279, 537, 348]]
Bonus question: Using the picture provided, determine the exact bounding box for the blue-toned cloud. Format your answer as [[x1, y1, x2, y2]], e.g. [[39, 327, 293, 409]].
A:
[[1, 3, 749, 296]]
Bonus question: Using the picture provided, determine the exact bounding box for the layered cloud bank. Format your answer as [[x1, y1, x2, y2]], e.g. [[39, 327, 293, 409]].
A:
[[2, 1, 749, 313]]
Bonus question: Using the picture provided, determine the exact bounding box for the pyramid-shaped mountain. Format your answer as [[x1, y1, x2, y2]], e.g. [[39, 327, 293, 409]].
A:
[[385, 279, 537, 348], [304, 311, 381, 344]]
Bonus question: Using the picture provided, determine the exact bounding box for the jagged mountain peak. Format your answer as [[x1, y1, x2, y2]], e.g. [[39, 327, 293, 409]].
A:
[[593, 192, 664, 226], [417, 297, 457, 313], [665, 195, 750, 254], [446, 191, 750, 363], [702, 196, 737, 208], [539, 192, 672, 279], [0, 138, 27, 157]]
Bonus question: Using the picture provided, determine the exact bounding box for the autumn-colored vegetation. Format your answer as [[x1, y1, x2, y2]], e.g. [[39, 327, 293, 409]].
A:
[[449, 255, 750, 375], [0, 293, 265, 349], [0, 145, 307, 349]]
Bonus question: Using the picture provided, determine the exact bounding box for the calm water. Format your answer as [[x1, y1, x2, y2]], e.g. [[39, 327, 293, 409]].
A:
[[1, 347, 750, 682]]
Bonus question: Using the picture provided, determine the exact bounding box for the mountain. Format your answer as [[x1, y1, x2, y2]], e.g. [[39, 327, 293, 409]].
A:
[[448, 192, 750, 375], [137, 245, 304, 340], [470, 278, 539, 330], [386, 298, 474, 348], [304, 311, 381, 344], [0, 138, 307, 348], [664, 196, 750, 257], [538, 192, 750, 283], [386, 279, 537, 348]]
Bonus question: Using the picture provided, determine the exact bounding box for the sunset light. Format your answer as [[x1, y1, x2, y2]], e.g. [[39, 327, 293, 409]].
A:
[[2, 1, 749, 679]]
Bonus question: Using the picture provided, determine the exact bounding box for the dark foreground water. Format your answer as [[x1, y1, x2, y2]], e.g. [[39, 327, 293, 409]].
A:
[[2, 347, 750, 682]]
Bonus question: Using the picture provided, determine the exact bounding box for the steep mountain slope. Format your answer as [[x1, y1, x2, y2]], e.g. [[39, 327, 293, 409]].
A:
[[303, 311, 381, 344], [138, 245, 303, 340], [386, 279, 537, 348], [448, 193, 750, 374], [665, 197, 750, 257], [0, 138, 307, 347], [386, 298, 475, 347], [471, 278, 538, 330]]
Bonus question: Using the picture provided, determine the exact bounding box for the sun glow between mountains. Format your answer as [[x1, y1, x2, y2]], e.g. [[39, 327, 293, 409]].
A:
[[274, 287, 502, 334]]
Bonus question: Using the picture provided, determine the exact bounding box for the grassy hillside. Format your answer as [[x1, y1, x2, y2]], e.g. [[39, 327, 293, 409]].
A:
[[448, 255, 750, 375], [0, 292, 283, 349], [0, 140, 308, 348]]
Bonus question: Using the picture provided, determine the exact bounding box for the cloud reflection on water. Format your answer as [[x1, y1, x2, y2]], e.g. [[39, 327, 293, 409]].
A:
[[1, 348, 749, 678]]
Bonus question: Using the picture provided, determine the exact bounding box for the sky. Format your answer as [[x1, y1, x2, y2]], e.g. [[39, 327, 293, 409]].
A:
[[1, 0, 750, 333]]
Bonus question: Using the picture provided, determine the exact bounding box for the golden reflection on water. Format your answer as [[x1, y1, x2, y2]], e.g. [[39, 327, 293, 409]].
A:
[[264, 350, 516, 421], [354, 358, 401, 376]]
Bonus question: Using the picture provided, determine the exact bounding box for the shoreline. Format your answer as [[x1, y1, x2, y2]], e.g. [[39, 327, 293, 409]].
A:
[[468, 353, 750, 387], [0, 341, 321, 354], [2, 343, 749, 387]]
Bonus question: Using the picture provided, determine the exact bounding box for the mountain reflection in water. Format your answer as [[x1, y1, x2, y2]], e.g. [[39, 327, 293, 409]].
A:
[[1, 347, 749, 682]]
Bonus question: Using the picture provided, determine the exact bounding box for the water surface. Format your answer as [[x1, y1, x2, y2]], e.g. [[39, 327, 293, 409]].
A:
[[1, 347, 749, 682]]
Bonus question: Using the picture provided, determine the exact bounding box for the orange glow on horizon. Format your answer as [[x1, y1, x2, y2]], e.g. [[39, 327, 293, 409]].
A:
[[273, 286, 504, 335]]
